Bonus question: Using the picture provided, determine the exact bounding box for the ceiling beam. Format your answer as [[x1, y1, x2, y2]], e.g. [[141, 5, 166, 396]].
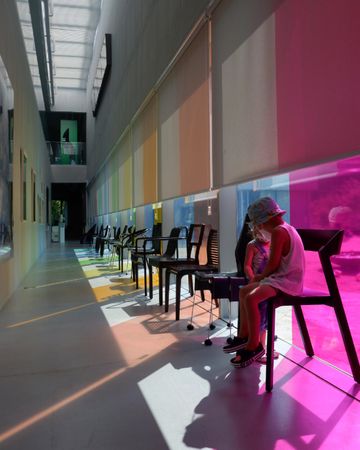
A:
[[28, 0, 52, 110], [43, 0, 55, 105]]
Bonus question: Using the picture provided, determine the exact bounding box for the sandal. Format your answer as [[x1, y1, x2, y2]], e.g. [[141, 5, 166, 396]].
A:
[[223, 336, 248, 353], [230, 344, 265, 368]]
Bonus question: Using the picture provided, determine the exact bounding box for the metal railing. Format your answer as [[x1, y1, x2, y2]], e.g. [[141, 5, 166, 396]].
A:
[[47, 141, 86, 165]]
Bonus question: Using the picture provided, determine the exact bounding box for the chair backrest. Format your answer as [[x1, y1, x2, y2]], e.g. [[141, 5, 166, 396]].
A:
[[128, 228, 149, 247], [297, 228, 344, 297], [150, 223, 162, 253], [102, 225, 110, 238], [114, 226, 122, 240], [121, 226, 135, 246], [297, 229, 343, 254], [206, 229, 219, 268], [186, 224, 205, 262], [88, 224, 96, 234], [122, 225, 128, 236], [123, 225, 133, 240], [163, 227, 182, 258], [235, 214, 252, 276]]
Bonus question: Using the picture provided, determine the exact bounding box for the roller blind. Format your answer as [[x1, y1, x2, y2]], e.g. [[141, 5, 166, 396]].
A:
[[93, 131, 132, 216], [212, 0, 360, 188], [132, 96, 157, 206], [212, 0, 278, 187], [275, 0, 360, 168], [158, 25, 210, 200], [107, 149, 119, 213], [96, 172, 105, 216], [117, 131, 132, 211]]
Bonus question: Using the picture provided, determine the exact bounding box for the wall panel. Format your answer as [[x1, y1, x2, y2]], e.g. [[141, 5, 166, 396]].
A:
[[118, 131, 132, 211], [212, 0, 360, 188], [212, 0, 279, 187], [158, 25, 210, 200], [276, 0, 360, 168], [133, 96, 157, 206]]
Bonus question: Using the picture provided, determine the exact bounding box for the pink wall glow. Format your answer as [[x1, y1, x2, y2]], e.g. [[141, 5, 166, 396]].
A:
[[289, 155, 360, 373], [276, 0, 360, 169]]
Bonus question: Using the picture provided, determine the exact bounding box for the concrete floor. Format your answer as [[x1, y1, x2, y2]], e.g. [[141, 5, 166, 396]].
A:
[[0, 243, 360, 449]]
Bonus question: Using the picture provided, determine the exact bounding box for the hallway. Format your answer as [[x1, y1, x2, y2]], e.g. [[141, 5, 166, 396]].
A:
[[0, 243, 360, 450]]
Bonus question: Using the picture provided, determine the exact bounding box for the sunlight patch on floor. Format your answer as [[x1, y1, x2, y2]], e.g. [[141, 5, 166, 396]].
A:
[[138, 363, 212, 450], [100, 301, 134, 327]]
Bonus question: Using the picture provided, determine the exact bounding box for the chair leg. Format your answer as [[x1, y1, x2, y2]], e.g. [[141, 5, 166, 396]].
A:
[[333, 302, 360, 382], [188, 274, 194, 296], [165, 269, 171, 312], [135, 259, 139, 289], [228, 300, 233, 340], [149, 265, 153, 299], [126, 249, 131, 274], [293, 305, 314, 357], [175, 273, 182, 321], [143, 257, 147, 297], [100, 240, 105, 257], [207, 295, 215, 335], [200, 289, 205, 301], [266, 301, 276, 392], [132, 258, 136, 283], [158, 267, 163, 307]]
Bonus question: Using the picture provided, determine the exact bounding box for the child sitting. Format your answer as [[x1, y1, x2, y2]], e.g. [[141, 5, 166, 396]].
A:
[[227, 196, 305, 368], [223, 224, 274, 359]]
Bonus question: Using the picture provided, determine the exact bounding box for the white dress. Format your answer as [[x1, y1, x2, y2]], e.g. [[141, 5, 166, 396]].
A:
[[260, 223, 305, 296]]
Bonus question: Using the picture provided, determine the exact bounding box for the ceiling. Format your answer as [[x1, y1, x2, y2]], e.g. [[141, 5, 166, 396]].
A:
[[17, 0, 102, 107]]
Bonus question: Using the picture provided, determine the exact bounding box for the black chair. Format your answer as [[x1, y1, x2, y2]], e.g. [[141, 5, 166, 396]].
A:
[[123, 228, 150, 273], [131, 223, 163, 295], [148, 224, 205, 307], [95, 225, 110, 255], [195, 214, 252, 303], [265, 228, 360, 392], [146, 227, 184, 305], [99, 226, 114, 257], [111, 226, 135, 271], [106, 226, 122, 264], [165, 229, 219, 320], [92, 225, 103, 249], [80, 224, 97, 244], [108, 225, 128, 267], [190, 218, 251, 342]]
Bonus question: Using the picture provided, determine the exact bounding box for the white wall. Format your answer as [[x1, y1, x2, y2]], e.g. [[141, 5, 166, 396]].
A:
[[51, 165, 87, 183], [0, 0, 51, 308]]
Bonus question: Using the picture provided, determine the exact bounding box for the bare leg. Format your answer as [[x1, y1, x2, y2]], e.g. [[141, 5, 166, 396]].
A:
[[258, 331, 280, 363], [238, 282, 260, 339], [260, 330, 266, 348], [243, 284, 278, 350]]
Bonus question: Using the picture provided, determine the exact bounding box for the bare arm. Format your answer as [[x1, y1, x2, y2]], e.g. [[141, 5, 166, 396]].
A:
[[244, 243, 257, 282], [253, 226, 289, 281]]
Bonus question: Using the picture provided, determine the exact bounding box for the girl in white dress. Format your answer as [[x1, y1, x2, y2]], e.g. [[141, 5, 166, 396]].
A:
[[230, 197, 305, 368]]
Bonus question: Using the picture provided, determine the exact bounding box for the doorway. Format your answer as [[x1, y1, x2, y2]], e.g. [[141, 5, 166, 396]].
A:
[[51, 183, 86, 240]]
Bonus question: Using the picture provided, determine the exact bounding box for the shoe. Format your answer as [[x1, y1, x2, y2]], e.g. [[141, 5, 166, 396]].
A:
[[230, 344, 265, 368], [223, 336, 248, 353]]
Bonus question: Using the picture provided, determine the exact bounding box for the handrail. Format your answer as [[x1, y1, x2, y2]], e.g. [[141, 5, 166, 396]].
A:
[[47, 141, 86, 165]]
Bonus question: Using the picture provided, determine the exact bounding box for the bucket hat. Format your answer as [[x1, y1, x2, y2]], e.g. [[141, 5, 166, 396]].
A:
[[247, 197, 286, 225]]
